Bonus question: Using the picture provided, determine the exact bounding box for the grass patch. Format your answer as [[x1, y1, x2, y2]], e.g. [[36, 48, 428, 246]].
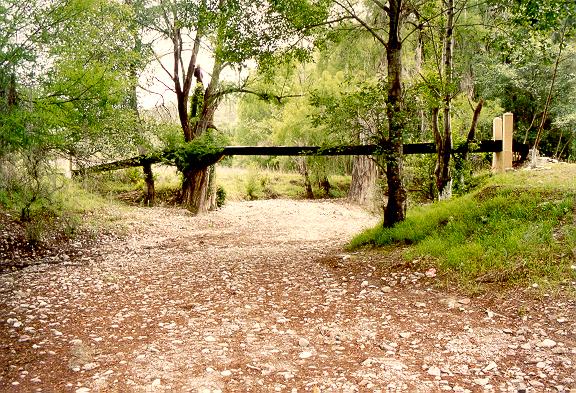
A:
[[350, 164, 576, 289], [216, 166, 350, 201]]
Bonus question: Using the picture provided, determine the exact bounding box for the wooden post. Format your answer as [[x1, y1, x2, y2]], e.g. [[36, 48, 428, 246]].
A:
[[502, 112, 513, 170], [492, 116, 503, 172]]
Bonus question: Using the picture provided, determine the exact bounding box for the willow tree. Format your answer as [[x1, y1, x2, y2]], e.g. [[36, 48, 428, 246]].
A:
[[142, 0, 328, 213]]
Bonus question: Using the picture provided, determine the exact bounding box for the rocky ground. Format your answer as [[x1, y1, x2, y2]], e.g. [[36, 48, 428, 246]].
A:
[[0, 199, 575, 392]]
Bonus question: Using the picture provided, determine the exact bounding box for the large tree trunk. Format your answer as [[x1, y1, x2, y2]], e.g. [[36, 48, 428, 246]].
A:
[[180, 60, 223, 212], [435, 0, 455, 201], [181, 167, 212, 214], [383, 0, 407, 228], [348, 155, 378, 205]]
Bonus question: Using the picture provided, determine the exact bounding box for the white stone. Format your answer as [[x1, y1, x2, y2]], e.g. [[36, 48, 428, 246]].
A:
[[220, 370, 232, 377], [427, 366, 441, 377], [298, 338, 310, 347], [483, 361, 497, 372], [204, 336, 217, 342], [299, 351, 313, 359], [537, 339, 557, 348], [474, 378, 490, 386], [75, 388, 91, 393]]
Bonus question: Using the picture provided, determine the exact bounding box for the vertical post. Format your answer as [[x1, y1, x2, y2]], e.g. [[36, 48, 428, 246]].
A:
[[502, 112, 513, 170], [492, 116, 503, 172]]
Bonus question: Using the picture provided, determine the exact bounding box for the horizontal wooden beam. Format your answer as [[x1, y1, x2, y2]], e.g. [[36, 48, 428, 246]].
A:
[[74, 139, 520, 175]]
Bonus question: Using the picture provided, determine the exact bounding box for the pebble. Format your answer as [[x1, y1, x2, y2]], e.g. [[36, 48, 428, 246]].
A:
[[82, 363, 99, 371], [204, 336, 217, 342], [298, 338, 310, 347], [474, 378, 489, 386], [427, 366, 441, 377], [483, 361, 497, 372], [75, 388, 90, 393], [299, 351, 313, 359], [537, 339, 557, 348], [221, 370, 232, 377]]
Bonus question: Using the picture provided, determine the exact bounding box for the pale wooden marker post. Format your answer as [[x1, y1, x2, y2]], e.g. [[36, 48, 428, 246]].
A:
[[492, 113, 514, 173], [502, 112, 514, 170], [492, 116, 503, 172]]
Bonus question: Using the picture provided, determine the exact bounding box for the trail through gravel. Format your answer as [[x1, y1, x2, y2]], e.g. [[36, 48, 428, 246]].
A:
[[1, 199, 575, 393]]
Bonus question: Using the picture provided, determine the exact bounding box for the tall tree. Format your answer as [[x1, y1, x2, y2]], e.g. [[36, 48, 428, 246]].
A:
[[332, 0, 409, 226], [142, 0, 328, 213]]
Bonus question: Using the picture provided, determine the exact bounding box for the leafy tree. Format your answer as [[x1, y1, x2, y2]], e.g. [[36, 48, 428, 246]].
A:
[[139, 0, 330, 213]]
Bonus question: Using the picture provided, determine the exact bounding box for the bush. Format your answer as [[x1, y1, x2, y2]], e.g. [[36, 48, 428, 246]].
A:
[[216, 186, 226, 208]]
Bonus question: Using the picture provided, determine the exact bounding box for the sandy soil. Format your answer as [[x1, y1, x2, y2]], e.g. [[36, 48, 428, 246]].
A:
[[0, 199, 575, 393]]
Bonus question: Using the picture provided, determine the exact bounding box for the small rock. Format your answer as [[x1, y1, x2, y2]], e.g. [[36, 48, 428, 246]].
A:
[[473, 378, 490, 386], [361, 280, 369, 287], [399, 332, 411, 339], [537, 339, 557, 348], [220, 370, 232, 377], [75, 388, 91, 393], [483, 361, 497, 372], [299, 351, 313, 359], [381, 286, 392, 293], [298, 338, 309, 347], [151, 379, 161, 387], [427, 366, 441, 377], [458, 298, 471, 305], [82, 363, 99, 371], [415, 302, 426, 308], [204, 336, 217, 342]]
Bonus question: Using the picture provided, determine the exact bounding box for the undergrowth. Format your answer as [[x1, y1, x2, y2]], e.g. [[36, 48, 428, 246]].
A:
[[350, 166, 576, 290]]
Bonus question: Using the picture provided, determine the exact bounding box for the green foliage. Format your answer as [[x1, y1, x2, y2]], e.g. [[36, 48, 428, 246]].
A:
[[165, 132, 227, 173], [350, 168, 576, 288], [216, 185, 226, 207]]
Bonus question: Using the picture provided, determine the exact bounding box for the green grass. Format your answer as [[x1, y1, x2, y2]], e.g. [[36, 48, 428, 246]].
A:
[[216, 166, 351, 201], [350, 164, 576, 289]]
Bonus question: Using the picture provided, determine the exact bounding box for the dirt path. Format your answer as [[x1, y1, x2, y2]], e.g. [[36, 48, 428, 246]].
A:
[[1, 200, 575, 393]]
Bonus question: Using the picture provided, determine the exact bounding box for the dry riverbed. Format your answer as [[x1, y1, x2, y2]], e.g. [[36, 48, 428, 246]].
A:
[[1, 199, 575, 392]]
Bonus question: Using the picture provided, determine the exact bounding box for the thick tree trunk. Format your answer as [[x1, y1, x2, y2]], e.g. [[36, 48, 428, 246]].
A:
[[435, 0, 455, 201], [180, 60, 223, 213], [348, 155, 378, 205], [383, 0, 407, 228], [181, 166, 212, 214]]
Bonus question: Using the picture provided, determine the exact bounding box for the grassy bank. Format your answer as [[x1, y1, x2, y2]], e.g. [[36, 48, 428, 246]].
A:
[[350, 164, 576, 290]]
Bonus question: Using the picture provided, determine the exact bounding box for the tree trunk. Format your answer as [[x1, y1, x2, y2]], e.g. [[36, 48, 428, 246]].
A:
[[319, 176, 331, 197], [180, 60, 223, 213], [435, 0, 454, 201], [348, 155, 378, 205], [383, 0, 407, 228], [142, 160, 155, 206], [297, 159, 314, 199], [181, 166, 212, 213], [531, 19, 567, 167]]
